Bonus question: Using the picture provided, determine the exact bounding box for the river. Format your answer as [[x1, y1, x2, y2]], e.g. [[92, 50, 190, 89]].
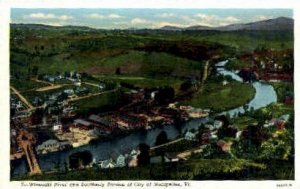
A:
[[11, 60, 277, 176]]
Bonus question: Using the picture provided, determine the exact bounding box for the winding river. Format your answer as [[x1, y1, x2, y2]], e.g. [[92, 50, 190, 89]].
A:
[[11, 60, 277, 176]]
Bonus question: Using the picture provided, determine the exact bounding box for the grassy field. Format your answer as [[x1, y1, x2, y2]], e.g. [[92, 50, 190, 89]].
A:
[[10, 79, 48, 92], [93, 75, 183, 90], [73, 90, 120, 114], [180, 80, 255, 112]]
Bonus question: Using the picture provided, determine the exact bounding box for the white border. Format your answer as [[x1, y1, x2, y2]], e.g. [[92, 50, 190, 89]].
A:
[[1, 0, 299, 189]]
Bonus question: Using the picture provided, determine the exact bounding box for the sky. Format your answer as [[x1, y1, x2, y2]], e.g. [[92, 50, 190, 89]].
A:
[[11, 8, 293, 29]]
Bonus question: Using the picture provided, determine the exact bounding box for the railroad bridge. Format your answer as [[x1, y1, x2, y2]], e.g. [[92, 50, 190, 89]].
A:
[[16, 130, 42, 175]]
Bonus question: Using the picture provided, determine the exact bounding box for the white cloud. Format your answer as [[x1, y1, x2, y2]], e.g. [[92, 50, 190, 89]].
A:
[[131, 18, 149, 24], [108, 14, 122, 19], [40, 22, 63, 26], [224, 16, 240, 22], [254, 15, 274, 21], [59, 15, 73, 20], [28, 13, 56, 19], [157, 13, 175, 18], [25, 13, 73, 20], [85, 13, 105, 19], [85, 13, 123, 19], [194, 13, 217, 21], [192, 13, 240, 26], [154, 21, 184, 28]]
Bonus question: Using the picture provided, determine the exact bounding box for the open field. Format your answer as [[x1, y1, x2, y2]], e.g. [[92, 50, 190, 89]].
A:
[[180, 80, 255, 112]]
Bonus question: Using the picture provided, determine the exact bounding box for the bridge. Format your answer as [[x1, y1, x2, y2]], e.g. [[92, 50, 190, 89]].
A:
[[16, 129, 42, 175]]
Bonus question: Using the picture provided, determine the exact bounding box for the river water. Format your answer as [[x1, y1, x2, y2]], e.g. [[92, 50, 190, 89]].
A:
[[11, 60, 277, 176]]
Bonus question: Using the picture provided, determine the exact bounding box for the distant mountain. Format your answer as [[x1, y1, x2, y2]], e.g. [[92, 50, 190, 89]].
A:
[[10, 23, 96, 31], [217, 17, 293, 31], [186, 25, 212, 30], [159, 17, 293, 31], [160, 25, 183, 31]]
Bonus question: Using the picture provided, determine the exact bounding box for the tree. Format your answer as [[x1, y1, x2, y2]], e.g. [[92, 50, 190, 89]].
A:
[[115, 67, 121, 75], [154, 86, 175, 104], [155, 131, 169, 146], [137, 143, 150, 166], [69, 151, 93, 170], [32, 66, 39, 76], [242, 125, 269, 146]]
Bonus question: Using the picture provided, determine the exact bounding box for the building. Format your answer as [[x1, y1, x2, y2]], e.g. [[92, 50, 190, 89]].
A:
[[222, 80, 229, 86], [36, 139, 71, 154], [73, 79, 82, 87], [185, 131, 196, 141], [88, 114, 114, 134], [213, 120, 223, 129], [53, 123, 62, 131], [64, 89, 75, 97], [100, 159, 116, 169], [73, 119, 94, 130], [216, 140, 233, 153], [116, 154, 126, 167]]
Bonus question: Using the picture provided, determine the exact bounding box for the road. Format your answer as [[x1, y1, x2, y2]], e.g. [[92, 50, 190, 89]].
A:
[[32, 78, 54, 86], [10, 86, 34, 110], [36, 84, 65, 92], [150, 138, 184, 150], [66, 89, 117, 102], [83, 82, 99, 87]]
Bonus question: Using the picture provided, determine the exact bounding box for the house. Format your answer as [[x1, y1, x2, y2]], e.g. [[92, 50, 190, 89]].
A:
[[279, 114, 290, 123], [53, 123, 62, 131], [150, 91, 158, 99], [116, 154, 126, 167], [98, 83, 106, 91], [185, 131, 196, 141], [168, 103, 177, 109], [127, 157, 138, 167], [100, 159, 116, 169], [216, 140, 233, 153], [205, 124, 215, 131], [75, 87, 89, 96], [222, 80, 229, 86], [35, 139, 70, 154], [213, 120, 223, 129], [130, 149, 138, 157], [64, 89, 75, 97], [73, 79, 82, 87]]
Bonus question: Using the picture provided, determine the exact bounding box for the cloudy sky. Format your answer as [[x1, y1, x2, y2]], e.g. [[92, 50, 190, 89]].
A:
[[11, 9, 293, 29]]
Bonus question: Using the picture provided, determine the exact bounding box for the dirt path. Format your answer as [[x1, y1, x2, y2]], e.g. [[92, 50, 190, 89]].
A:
[[66, 89, 117, 102], [150, 138, 184, 150], [32, 78, 54, 86], [35, 84, 65, 92], [83, 82, 99, 87], [10, 86, 34, 110]]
